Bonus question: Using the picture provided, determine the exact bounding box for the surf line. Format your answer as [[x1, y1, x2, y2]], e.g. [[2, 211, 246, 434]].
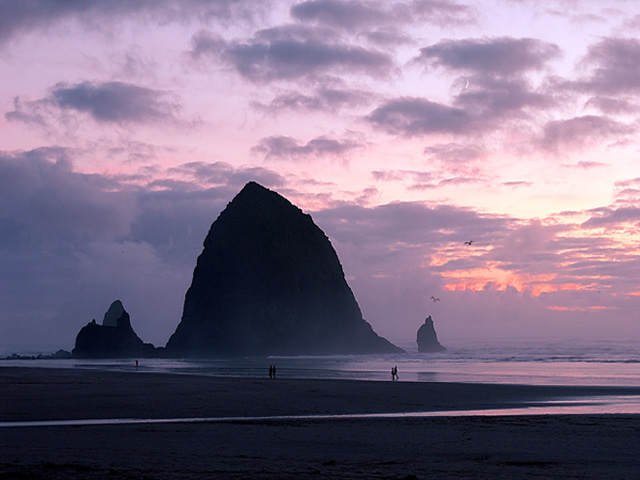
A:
[[3, 399, 640, 428]]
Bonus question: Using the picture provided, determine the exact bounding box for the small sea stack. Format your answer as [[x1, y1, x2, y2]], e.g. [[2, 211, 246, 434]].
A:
[[73, 300, 156, 358], [416, 315, 446, 353]]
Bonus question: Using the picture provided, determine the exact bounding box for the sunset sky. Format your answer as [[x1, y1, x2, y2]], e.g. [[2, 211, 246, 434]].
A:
[[1, 0, 640, 352]]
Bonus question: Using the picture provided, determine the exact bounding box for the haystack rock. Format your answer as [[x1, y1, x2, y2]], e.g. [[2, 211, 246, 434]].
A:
[[73, 300, 155, 358], [416, 315, 446, 353], [166, 181, 402, 356]]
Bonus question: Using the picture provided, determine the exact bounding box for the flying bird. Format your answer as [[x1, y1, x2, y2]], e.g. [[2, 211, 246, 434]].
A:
[[430, 296, 440, 302], [464, 240, 475, 245]]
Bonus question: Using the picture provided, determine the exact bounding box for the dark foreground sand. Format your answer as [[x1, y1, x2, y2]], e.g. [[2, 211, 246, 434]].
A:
[[2, 367, 640, 479]]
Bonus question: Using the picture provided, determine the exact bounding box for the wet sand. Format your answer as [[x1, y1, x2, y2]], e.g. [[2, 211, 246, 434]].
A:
[[2, 366, 640, 479]]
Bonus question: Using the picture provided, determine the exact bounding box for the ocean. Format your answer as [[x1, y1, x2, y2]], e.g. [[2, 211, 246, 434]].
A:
[[3, 338, 639, 387]]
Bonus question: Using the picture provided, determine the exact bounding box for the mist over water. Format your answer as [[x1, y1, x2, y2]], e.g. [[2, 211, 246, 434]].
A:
[[3, 338, 639, 387]]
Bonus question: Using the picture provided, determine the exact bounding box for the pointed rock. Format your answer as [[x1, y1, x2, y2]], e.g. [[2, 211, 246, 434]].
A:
[[166, 181, 402, 356], [417, 315, 446, 353], [73, 300, 155, 358]]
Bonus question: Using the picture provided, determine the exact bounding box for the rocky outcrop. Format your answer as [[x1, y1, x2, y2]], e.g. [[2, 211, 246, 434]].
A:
[[166, 181, 402, 356], [416, 315, 446, 353], [73, 300, 155, 358]]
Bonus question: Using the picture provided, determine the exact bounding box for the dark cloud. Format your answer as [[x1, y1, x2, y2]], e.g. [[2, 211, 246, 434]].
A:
[[51, 81, 180, 123], [168, 161, 286, 189], [254, 86, 375, 113], [453, 76, 553, 118], [539, 115, 634, 152], [584, 96, 640, 115], [192, 26, 395, 82], [424, 142, 484, 163], [581, 206, 640, 229], [366, 97, 470, 136], [361, 29, 413, 47], [252, 135, 362, 160], [416, 37, 561, 76], [574, 37, 640, 95], [314, 201, 511, 248], [6, 81, 182, 126], [0, 0, 266, 46], [291, 0, 473, 30]]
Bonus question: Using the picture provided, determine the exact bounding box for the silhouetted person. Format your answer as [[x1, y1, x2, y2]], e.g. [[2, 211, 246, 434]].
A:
[[394, 366, 399, 380], [269, 365, 273, 379], [391, 367, 395, 381]]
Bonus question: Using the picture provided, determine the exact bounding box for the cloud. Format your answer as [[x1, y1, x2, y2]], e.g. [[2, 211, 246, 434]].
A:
[[574, 37, 640, 95], [581, 206, 640, 229], [192, 25, 395, 82], [6, 81, 182, 126], [0, 0, 266, 45], [415, 37, 561, 76], [367, 97, 471, 136], [453, 76, 553, 118], [252, 135, 363, 161], [584, 96, 640, 115], [290, 0, 473, 30], [539, 115, 634, 152], [51, 81, 180, 123], [254, 86, 375, 113], [0, 150, 291, 349]]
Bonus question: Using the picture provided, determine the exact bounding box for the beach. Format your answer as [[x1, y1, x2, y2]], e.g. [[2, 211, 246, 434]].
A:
[[2, 367, 640, 479]]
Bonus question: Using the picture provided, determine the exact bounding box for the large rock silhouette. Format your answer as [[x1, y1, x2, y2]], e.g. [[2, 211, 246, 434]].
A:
[[73, 300, 155, 358], [416, 315, 446, 353], [166, 181, 402, 356]]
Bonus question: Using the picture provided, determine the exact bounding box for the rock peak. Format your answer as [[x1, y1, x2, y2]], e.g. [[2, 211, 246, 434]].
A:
[[102, 300, 125, 327], [166, 182, 401, 356], [417, 315, 446, 353]]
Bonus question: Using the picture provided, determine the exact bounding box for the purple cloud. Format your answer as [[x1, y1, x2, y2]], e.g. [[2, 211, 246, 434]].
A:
[[254, 86, 375, 113], [539, 115, 634, 152], [367, 97, 470, 136], [6, 81, 181, 125], [0, 0, 266, 45], [191, 26, 395, 82], [291, 0, 473, 30], [416, 37, 561, 76], [574, 37, 640, 95], [252, 135, 362, 160]]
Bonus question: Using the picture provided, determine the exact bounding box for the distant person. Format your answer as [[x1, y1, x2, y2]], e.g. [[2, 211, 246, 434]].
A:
[[394, 366, 399, 380], [135, 360, 138, 368], [269, 365, 273, 379], [391, 367, 395, 381]]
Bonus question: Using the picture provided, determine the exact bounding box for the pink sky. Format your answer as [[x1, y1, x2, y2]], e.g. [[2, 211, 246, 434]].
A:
[[1, 0, 639, 351]]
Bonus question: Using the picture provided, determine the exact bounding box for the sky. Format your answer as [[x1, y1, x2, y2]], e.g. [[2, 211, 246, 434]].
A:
[[1, 0, 640, 352]]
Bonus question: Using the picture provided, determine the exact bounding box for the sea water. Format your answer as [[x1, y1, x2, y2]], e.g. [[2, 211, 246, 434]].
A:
[[3, 337, 639, 387]]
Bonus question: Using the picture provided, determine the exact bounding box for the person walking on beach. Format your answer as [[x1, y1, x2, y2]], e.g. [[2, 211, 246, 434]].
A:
[[269, 365, 273, 379], [394, 366, 399, 380], [391, 366, 399, 381]]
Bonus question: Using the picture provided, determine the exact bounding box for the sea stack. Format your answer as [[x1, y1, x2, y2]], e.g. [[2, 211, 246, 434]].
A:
[[416, 315, 446, 353], [166, 181, 402, 356], [73, 300, 155, 358]]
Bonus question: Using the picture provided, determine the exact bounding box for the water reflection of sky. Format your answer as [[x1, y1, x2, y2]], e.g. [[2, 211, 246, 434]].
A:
[[3, 395, 640, 429]]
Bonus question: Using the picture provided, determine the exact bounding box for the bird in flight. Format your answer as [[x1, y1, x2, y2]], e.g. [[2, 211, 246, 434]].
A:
[[464, 240, 475, 245], [430, 296, 440, 302]]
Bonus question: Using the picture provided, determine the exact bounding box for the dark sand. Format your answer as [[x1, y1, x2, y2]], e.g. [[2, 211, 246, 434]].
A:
[[2, 367, 640, 479]]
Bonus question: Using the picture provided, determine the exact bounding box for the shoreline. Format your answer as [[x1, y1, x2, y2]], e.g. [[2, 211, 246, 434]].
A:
[[3, 366, 640, 479]]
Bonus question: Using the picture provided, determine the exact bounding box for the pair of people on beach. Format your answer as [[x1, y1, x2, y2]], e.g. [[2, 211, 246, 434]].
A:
[[391, 366, 399, 381], [268, 364, 277, 379]]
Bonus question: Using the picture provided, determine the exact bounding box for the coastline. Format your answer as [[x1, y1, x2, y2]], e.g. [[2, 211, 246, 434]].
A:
[[3, 366, 640, 479]]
